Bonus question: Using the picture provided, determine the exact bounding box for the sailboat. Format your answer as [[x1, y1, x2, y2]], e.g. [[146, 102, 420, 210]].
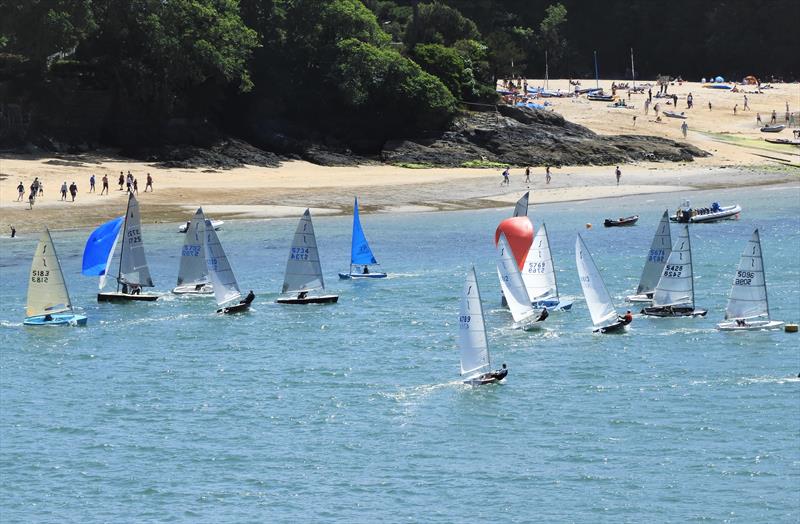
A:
[[173, 208, 213, 295], [497, 233, 546, 330], [85, 194, 158, 302], [522, 223, 573, 311], [276, 209, 339, 304], [203, 217, 253, 314], [459, 266, 508, 385], [641, 224, 707, 317], [339, 197, 387, 279], [717, 229, 784, 331], [24, 228, 87, 326], [513, 192, 529, 218], [575, 234, 629, 333], [627, 210, 672, 303]]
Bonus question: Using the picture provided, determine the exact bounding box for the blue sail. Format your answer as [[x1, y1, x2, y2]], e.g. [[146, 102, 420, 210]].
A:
[[350, 197, 377, 265], [82, 216, 124, 276]]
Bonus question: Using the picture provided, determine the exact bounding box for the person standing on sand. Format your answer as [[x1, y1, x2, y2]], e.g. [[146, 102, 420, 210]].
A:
[[501, 167, 510, 186], [145, 173, 153, 192], [89, 174, 96, 193], [733, 104, 738, 115], [524, 167, 531, 183], [38, 181, 43, 197], [770, 110, 777, 124], [672, 94, 678, 108], [708, 101, 712, 111], [133, 178, 139, 194], [681, 121, 688, 138], [632, 115, 637, 127], [60, 181, 68, 201], [69, 182, 78, 202], [648, 88, 652, 102], [10, 225, 16, 238], [654, 103, 660, 116], [644, 98, 650, 115], [687, 93, 693, 109], [118, 172, 124, 190], [16, 181, 24, 201], [545, 166, 551, 185], [615, 166, 621, 186], [756, 113, 762, 126], [743, 95, 749, 111], [101, 174, 109, 195]]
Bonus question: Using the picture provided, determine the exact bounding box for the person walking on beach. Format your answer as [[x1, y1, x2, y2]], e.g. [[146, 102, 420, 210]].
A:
[[743, 95, 749, 111], [126, 174, 132, 193], [118, 172, 125, 190], [145, 173, 153, 192], [632, 115, 637, 127], [37, 181, 43, 197], [16, 181, 24, 201], [770, 110, 777, 125], [10, 225, 16, 238], [615, 166, 621, 186], [501, 167, 510, 186], [686, 93, 693, 109], [60, 181, 68, 201], [89, 174, 96, 193], [133, 178, 139, 194], [30, 178, 39, 202], [524, 167, 531, 184], [644, 98, 650, 115], [681, 121, 688, 138], [708, 101, 712, 111], [101, 174, 109, 195], [733, 104, 738, 116], [648, 88, 652, 102], [756, 113, 762, 126], [28, 190, 35, 209], [545, 166, 551, 184], [672, 94, 678, 108], [69, 182, 78, 202]]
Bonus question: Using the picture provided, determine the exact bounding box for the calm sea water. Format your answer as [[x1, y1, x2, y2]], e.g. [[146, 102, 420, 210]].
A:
[[2, 185, 799, 522]]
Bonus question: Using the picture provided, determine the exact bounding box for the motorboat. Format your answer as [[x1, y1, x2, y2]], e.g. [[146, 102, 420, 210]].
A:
[[670, 200, 741, 223]]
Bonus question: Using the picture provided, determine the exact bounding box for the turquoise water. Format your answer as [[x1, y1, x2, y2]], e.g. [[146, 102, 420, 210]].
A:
[[1, 185, 799, 522]]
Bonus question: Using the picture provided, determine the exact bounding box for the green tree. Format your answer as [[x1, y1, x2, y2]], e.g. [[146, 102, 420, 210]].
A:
[[411, 43, 466, 98], [538, 2, 567, 73], [404, 2, 480, 48]]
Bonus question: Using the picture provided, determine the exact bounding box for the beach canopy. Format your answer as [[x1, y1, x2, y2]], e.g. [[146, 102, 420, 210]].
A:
[[714, 76, 724, 83], [743, 75, 758, 85]]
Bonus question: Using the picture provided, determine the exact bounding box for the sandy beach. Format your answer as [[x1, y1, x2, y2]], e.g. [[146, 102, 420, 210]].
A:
[[1, 80, 797, 233]]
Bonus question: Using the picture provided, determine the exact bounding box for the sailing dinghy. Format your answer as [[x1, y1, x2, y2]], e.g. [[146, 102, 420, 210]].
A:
[[276, 209, 339, 304], [641, 224, 707, 317], [24, 228, 87, 326], [203, 217, 253, 314], [84, 194, 158, 302], [627, 210, 672, 303], [497, 233, 546, 330], [339, 197, 386, 279], [173, 208, 213, 295], [459, 266, 508, 385], [575, 235, 630, 333], [717, 229, 783, 331], [522, 223, 573, 311]]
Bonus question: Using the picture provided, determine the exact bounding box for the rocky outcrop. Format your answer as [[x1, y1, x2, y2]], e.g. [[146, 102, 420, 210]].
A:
[[382, 106, 708, 167]]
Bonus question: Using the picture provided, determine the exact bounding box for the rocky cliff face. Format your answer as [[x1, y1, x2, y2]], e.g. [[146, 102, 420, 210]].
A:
[[381, 105, 708, 167]]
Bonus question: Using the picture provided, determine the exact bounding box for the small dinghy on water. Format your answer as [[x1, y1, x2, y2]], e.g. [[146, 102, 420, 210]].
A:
[[89, 194, 158, 302], [459, 266, 508, 386], [179, 219, 223, 233], [627, 210, 672, 303], [671, 200, 741, 223], [24, 229, 87, 326], [717, 229, 784, 331], [641, 224, 707, 317], [276, 209, 339, 304], [575, 235, 630, 333], [522, 223, 573, 311], [203, 218, 253, 314], [497, 233, 546, 330], [173, 208, 213, 295], [603, 215, 639, 227], [339, 197, 386, 279]]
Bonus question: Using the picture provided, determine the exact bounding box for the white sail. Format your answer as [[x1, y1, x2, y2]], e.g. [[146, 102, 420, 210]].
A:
[[459, 266, 491, 378], [203, 219, 241, 307], [496, 233, 535, 323], [725, 229, 770, 320], [513, 192, 529, 217], [575, 235, 618, 327], [281, 209, 325, 293], [652, 224, 694, 308], [636, 210, 672, 295], [26, 229, 73, 318], [522, 223, 558, 301], [176, 208, 210, 287], [119, 194, 154, 287]]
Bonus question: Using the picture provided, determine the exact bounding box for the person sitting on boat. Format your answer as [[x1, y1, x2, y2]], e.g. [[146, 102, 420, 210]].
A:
[[537, 307, 549, 322], [242, 290, 255, 305], [488, 363, 508, 381], [362, 266, 369, 274], [297, 291, 308, 299], [129, 283, 141, 295], [736, 319, 747, 327], [620, 310, 633, 325], [44, 314, 53, 322]]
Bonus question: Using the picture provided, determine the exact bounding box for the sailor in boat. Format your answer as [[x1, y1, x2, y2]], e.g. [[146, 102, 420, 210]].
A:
[[242, 290, 255, 305], [735, 319, 748, 327], [297, 291, 308, 300], [362, 265, 369, 274], [619, 310, 633, 325], [537, 307, 549, 322], [44, 314, 53, 322], [479, 363, 508, 382]]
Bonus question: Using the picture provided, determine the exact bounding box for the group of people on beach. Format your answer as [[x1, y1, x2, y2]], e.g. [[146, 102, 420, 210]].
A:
[[13, 170, 154, 210], [501, 165, 554, 186]]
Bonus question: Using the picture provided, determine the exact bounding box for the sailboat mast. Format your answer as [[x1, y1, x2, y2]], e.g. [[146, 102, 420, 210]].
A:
[[630, 48, 636, 90], [594, 50, 599, 89], [755, 229, 770, 318], [116, 194, 131, 292]]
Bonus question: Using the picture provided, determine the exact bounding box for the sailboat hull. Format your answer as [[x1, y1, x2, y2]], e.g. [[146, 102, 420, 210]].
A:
[[464, 368, 508, 386], [173, 283, 214, 295], [217, 302, 251, 314], [98, 292, 159, 302], [23, 313, 87, 326], [626, 293, 654, 303], [640, 306, 707, 317], [531, 297, 573, 311], [338, 272, 387, 280], [717, 320, 784, 331], [593, 320, 627, 333], [276, 294, 339, 305]]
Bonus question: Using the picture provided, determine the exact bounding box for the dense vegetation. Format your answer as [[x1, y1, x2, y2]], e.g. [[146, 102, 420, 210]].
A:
[[0, 0, 796, 152]]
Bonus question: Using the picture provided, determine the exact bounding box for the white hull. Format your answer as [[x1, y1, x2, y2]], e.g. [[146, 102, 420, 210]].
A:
[[172, 283, 214, 295], [515, 315, 547, 331], [626, 293, 653, 303], [717, 320, 784, 331], [179, 219, 223, 232]]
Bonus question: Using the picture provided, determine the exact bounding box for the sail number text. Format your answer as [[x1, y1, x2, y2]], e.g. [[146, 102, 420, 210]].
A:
[[527, 261, 547, 274], [290, 247, 310, 260], [735, 270, 754, 286], [647, 249, 666, 263], [459, 315, 471, 327], [31, 269, 50, 283], [663, 264, 684, 277], [182, 245, 201, 257], [127, 228, 142, 244]]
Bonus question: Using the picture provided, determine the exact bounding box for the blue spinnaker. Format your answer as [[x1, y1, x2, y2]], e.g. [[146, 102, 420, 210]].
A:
[[350, 197, 377, 265], [82, 216, 123, 276]]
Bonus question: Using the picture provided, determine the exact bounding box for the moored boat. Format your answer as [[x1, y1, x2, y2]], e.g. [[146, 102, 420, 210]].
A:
[[760, 124, 785, 133], [670, 200, 741, 223], [604, 215, 639, 227], [663, 110, 687, 119]]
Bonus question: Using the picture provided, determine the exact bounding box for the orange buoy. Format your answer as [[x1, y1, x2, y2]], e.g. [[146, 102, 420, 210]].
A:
[[785, 324, 798, 333], [586, 223, 592, 229], [494, 217, 534, 269]]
